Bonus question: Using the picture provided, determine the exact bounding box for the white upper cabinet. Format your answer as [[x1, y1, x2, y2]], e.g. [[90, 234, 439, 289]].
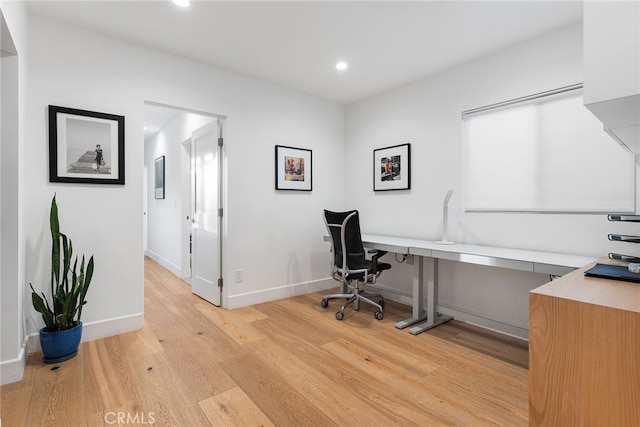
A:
[[583, 1, 640, 154]]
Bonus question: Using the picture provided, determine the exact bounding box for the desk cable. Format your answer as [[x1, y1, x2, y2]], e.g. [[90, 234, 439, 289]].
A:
[[395, 253, 408, 263]]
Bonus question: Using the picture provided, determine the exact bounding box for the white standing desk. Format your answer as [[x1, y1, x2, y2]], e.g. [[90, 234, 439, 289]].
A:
[[358, 234, 597, 335]]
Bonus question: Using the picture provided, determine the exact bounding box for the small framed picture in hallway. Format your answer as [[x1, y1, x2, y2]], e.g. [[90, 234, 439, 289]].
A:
[[48, 105, 125, 185], [154, 156, 165, 199]]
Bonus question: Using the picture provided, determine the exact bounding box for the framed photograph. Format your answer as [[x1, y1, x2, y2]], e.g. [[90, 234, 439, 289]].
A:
[[154, 156, 165, 199], [49, 105, 125, 185], [275, 145, 312, 191], [373, 143, 411, 191]]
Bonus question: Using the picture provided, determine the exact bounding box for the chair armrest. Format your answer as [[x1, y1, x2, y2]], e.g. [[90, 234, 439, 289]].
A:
[[368, 249, 388, 273], [368, 249, 388, 256]]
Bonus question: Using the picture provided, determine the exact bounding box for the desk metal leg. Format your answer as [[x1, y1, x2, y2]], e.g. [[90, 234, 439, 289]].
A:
[[409, 257, 453, 334], [395, 255, 428, 329]]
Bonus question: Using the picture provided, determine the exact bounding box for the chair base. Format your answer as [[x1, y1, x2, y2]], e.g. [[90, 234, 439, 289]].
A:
[[321, 290, 385, 320]]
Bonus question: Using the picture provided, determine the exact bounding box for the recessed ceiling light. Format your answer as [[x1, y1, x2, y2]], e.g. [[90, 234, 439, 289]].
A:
[[172, 0, 190, 7], [336, 61, 348, 71]]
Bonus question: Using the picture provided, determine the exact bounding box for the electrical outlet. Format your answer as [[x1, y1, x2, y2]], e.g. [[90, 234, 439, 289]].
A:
[[234, 270, 243, 283]]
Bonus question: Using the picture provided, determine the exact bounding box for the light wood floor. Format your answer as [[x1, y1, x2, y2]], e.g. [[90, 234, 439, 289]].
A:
[[1, 257, 529, 426]]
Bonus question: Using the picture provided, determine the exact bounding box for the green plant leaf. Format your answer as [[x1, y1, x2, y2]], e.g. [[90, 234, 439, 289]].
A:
[[30, 284, 55, 331], [50, 196, 60, 305], [62, 234, 72, 293], [76, 255, 94, 323]]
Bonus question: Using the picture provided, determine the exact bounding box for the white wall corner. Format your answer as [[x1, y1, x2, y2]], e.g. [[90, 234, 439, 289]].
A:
[[144, 250, 184, 278], [0, 334, 29, 385]]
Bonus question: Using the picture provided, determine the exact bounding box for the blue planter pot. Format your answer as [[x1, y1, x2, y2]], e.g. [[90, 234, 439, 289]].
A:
[[39, 322, 83, 363]]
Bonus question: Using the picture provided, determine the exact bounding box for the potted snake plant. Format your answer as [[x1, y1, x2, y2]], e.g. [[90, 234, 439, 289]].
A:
[[30, 195, 94, 363]]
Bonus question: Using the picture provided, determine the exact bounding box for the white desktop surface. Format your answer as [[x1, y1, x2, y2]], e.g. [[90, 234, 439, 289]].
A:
[[361, 233, 596, 275]]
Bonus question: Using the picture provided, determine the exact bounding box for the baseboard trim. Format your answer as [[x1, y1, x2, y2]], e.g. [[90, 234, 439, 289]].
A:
[[225, 280, 414, 311], [144, 250, 183, 278], [27, 312, 144, 354], [436, 305, 529, 341], [226, 278, 335, 309], [365, 283, 413, 306], [0, 334, 29, 385]]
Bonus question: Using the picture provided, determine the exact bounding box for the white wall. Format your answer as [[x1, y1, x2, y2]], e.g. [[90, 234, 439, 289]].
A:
[[345, 23, 633, 338], [144, 92, 346, 307], [583, 1, 640, 105], [24, 15, 146, 351], [223, 93, 345, 308], [1, 48, 20, 372], [0, 1, 29, 385], [21, 12, 344, 358]]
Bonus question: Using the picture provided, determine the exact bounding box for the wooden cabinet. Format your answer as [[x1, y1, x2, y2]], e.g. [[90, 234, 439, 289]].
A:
[[529, 259, 640, 426]]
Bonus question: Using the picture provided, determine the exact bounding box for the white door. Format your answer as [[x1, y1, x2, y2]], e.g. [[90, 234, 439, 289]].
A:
[[191, 121, 222, 306]]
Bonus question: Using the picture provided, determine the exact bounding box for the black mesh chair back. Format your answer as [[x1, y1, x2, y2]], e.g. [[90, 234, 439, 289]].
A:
[[324, 209, 365, 273]]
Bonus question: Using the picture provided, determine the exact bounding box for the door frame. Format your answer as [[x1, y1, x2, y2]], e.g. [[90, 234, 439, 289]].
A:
[[180, 138, 192, 277], [143, 101, 227, 306]]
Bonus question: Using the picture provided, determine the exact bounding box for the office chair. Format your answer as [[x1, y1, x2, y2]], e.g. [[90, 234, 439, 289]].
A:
[[322, 209, 391, 320]]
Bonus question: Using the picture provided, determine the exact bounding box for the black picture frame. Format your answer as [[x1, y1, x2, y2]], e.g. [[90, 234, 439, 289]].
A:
[[154, 156, 165, 199], [275, 145, 312, 191], [48, 105, 125, 185], [373, 143, 411, 191]]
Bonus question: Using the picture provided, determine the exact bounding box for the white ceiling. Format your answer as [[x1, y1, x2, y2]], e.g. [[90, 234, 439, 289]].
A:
[[27, 1, 583, 105]]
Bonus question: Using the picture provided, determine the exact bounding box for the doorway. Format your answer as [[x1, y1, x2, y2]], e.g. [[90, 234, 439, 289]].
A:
[[143, 102, 226, 307]]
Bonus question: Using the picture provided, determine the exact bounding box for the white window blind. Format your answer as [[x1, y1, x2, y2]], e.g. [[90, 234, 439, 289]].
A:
[[462, 85, 636, 213]]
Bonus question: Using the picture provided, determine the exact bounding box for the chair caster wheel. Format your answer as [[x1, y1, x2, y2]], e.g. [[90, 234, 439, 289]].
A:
[[375, 311, 384, 320], [378, 299, 385, 308], [321, 298, 329, 308], [335, 311, 344, 320]]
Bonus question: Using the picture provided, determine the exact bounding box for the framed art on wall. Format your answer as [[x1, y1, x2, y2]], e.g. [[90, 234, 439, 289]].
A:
[[275, 145, 312, 191], [373, 143, 411, 191], [49, 105, 125, 185], [154, 156, 165, 199]]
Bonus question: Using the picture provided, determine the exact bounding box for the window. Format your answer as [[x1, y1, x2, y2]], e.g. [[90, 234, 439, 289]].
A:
[[462, 85, 635, 213]]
